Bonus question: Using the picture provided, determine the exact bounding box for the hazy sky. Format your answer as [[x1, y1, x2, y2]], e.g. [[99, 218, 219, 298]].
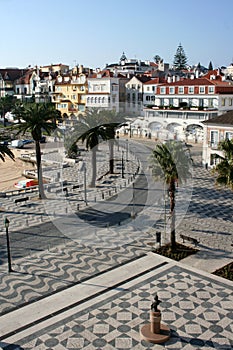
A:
[[1, 0, 233, 70]]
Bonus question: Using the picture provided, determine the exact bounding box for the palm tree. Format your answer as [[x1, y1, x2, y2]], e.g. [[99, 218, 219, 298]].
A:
[[102, 122, 124, 174], [100, 110, 126, 174], [77, 124, 110, 187], [150, 141, 192, 249], [214, 139, 233, 189], [14, 103, 57, 199], [0, 142, 14, 162]]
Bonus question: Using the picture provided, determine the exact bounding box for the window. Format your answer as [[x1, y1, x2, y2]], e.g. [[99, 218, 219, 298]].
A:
[[152, 86, 155, 92], [210, 130, 218, 147], [225, 131, 233, 140], [229, 98, 232, 106], [151, 96, 155, 101], [188, 86, 194, 94], [112, 85, 118, 92], [222, 98, 226, 106], [146, 96, 150, 101], [160, 87, 166, 94], [199, 86, 205, 94], [169, 87, 175, 94], [208, 86, 215, 94], [178, 86, 184, 94]]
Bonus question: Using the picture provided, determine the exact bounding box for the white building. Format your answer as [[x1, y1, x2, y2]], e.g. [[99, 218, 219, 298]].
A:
[[86, 70, 128, 112], [202, 110, 233, 167]]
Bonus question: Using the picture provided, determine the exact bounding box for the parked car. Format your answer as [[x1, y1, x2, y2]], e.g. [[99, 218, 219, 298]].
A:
[[22, 139, 34, 145], [11, 140, 24, 148]]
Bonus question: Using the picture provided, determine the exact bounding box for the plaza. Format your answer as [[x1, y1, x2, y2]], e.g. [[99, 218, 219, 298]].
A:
[[0, 139, 232, 349]]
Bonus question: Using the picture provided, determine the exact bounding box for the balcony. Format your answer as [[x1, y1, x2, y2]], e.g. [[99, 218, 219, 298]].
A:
[[208, 142, 219, 150]]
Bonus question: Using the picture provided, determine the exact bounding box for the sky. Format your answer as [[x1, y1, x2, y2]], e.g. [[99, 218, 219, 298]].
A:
[[1, 0, 233, 70]]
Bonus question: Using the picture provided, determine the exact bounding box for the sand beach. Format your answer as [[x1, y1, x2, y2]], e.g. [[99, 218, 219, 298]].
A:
[[0, 149, 35, 192]]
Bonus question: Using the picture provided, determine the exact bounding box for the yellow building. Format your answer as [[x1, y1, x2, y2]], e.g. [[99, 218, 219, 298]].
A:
[[52, 72, 88, 119]]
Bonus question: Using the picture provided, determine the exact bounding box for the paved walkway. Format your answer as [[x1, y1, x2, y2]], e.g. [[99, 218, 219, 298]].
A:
[[0, 139, 232, 349]]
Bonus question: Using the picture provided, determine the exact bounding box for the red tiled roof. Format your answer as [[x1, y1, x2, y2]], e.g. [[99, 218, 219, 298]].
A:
[[144, 78, 161, 85], [202, 110, 233, 125], [159, 78, 216, 86]]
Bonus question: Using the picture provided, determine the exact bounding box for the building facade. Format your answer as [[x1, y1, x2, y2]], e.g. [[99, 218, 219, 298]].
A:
[[202, 111, 233, 167]]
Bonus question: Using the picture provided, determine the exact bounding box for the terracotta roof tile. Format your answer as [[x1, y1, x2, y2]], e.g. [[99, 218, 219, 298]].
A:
[[202, 110, 233, 125]]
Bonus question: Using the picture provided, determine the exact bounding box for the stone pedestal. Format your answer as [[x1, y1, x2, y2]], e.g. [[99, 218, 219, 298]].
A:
[[140, 310, 170, 344]]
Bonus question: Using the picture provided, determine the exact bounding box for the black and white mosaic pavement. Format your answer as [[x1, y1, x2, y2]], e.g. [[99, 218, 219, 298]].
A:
[[1, 265, 232, 350]]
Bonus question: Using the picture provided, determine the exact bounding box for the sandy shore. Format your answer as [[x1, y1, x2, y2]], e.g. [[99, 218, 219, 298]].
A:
[[0, 149, 35, 192]]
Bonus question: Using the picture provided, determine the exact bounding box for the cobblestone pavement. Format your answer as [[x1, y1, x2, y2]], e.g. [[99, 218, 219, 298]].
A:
[[0, 140, 233, 349], [0, 256, 232, 349]]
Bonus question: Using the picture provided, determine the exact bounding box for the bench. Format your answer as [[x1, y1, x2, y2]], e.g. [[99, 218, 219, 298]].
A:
[[15, 196, 29, 205], [180, 234, 199, 246]]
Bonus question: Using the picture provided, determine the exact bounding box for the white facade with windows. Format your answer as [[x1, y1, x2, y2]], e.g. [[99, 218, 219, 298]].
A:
[[86, 74, 128, 112], [202, 111, 233, 167]]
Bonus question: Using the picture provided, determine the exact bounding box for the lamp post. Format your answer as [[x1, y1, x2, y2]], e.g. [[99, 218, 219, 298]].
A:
[[126, 139, 129, 161], [79, 161, 87, 205], [121, 150, 125, 178], [4, 218, 13, 273], [83, 163, 87, 205]]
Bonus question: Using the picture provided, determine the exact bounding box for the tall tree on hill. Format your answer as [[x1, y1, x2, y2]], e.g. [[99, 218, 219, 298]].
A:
[[173, 43, 188, 70], [208, 61, 213, 71]]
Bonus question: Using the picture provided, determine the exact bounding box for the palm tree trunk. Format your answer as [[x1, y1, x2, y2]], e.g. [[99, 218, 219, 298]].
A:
[[35, 140, 45, 199], [90, 148, 97, 187], [109, 139, 114, 174], [169, 180, 176, 249]]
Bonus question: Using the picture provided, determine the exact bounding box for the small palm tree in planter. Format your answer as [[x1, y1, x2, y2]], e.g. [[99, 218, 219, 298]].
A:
[[213, 138, 233, 190], [150, 141, 192, 250], [14, 103, 58, 199]]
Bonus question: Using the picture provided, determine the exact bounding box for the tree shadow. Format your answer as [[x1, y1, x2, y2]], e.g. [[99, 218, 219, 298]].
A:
[[0, 341, 24, 349]]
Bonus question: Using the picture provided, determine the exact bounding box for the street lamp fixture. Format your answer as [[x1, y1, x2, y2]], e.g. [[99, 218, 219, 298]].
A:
[[4, 218, 13, 273]]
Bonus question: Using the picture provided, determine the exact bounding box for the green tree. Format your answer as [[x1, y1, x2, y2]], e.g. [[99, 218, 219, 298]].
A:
[[14, 103, 57, 199], [0, 96, 16, 126], [214, 139, 233, 189], [76, 124, 110, 187], [150, 141, 192, 249], [0, 141, 14, 162], [100, 109, 126, 174], [70, 108, 108, 187], [208, 61, 213, 71], [173, 43, 188, 70]]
